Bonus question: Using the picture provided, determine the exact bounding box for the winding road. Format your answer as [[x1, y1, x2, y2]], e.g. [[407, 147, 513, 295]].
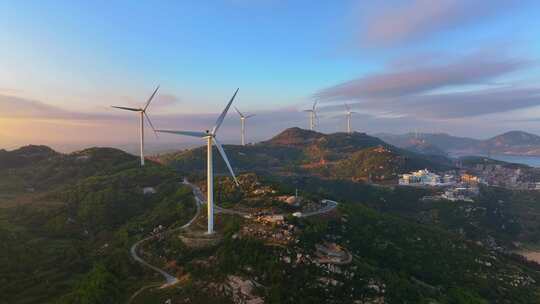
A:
[[129, 179, 203, 290], [128, 178, 338, 299]]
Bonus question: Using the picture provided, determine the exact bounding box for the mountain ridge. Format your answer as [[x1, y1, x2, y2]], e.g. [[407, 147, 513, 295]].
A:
[[159, 127, 453, 182], [378, 130, 540, 156]]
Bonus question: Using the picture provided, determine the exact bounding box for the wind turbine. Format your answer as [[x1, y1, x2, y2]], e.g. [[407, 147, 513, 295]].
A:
[[303, 100, 318, 130], [157, 89, 239, 234], [345, 103, 357, 134], [111, 86, 160, 166], [234, 107, 255, 146]]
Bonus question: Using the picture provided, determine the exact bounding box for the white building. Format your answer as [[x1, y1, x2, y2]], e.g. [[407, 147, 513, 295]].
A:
[[143, 187, 156, 195], [399, 169, 441, 186]]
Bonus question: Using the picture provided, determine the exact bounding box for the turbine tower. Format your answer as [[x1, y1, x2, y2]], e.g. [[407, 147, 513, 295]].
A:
[[303, 101, 318, 130], [112, 86, 160, 166], [234, 107, 255, 146], [345, 103, 357, 134], [157, 89, 240, 234]]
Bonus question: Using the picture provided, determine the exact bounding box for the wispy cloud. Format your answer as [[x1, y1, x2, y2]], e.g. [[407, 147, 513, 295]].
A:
[[315, 48, 540, 120], [0, 93, 306, 147], [362, 0, 515, 47], [0, 95, 71, 118], [316, 52, 528, 100], [367, 86, 540, 119]]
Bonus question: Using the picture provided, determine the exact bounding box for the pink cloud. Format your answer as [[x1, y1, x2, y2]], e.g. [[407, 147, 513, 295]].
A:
[[316, 52, 527, 100], [362, 0, 514, 46]]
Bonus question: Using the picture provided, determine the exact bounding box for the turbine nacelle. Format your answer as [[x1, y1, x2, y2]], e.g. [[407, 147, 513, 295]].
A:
[[156, 88, 240, 186], [344, 103, 358, 134], [111, 85, 160, 166], [303, 100, 319, 130]]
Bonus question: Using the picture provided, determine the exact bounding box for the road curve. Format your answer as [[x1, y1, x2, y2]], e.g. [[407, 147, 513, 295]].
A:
[[185, 178, 338, 218], [130, 179, 338, 292], [298, 199, 338, 217], [129, 180, 203, 289], [128, 179, 338, 303]]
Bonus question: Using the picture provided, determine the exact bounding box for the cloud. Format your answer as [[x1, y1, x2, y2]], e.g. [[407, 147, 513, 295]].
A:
[[115, 92, 181, 110], [314, 47, 540, 120], [154, 94, 181, 108], [363, 86, 540, 119], [0, 95, 71, 118], [362, 0, 514, 46], [316, 52, 527, 100], [0, 93, 308, 147]]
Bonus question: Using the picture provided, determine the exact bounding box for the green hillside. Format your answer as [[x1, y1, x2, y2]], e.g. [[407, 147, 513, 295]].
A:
[[2, 140, 540, 303], [159, 128, 452, 181], [132, 174, 540, 303], [0, 147, 197, 304]]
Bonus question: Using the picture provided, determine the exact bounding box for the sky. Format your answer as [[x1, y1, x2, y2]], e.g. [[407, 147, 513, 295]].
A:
[[1, 0, 540, 152]]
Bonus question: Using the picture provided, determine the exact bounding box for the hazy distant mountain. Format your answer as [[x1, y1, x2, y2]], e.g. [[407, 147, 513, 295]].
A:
[[376, 132, 480, 153], [377, 130, 540, 157], [375, 136, 449, 156], [478, 131, 540, 156]]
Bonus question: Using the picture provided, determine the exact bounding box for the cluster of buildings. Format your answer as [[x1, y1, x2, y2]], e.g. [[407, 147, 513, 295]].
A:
[[399, 169, 455, 186], [398, 169, 460, 186], [400, 169, 483, 202], [468, 163, 540, 190], [399, 163, 540, 191], [439, 187, 479, 202]]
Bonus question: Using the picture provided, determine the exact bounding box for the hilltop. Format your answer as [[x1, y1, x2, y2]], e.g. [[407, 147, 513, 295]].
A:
[[263, 127, 324, 146], [0, 146, 142, 194], [0, 144, 196, 303], [378, 130, 540, 157], [479, 131, 540, 155], [159, 127, 452, 182], [0, 145, 59, 169]]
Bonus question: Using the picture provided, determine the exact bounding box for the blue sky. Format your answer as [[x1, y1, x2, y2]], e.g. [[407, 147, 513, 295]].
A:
[[1, 0, 540, 151]]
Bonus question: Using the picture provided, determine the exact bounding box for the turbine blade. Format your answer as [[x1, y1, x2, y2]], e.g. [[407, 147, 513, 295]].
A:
[[245, 114, 256, 119], [144, 112, 159, 139], [143, 85, 160, 111], [313, 100, 318, 110], [212, 88, 239, 135], [156, 130, 207, 138], [111, 106, 141, 112], [234, 106, 244, 117], [213, 138, 239, 186]]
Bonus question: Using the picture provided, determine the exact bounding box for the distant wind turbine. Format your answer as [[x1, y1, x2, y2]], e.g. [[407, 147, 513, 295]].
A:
[[111, 86, 160, 166], [234, 107, 255, 146], [157, 89, 240, 234], [345, 103, 357, 134], [303, 101, 319, 130]]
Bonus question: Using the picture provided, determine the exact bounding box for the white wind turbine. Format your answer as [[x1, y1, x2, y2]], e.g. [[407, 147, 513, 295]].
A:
[[112, 86, 160, 166], [345, 103, 357, 134], [303, 100, 319, 130], [157, 89, 240, 234], [234, 106, 255, 146]]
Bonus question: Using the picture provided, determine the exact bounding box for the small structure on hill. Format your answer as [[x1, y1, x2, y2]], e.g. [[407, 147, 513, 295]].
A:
[[143, 187, 157, 195], [315, 242, 352, 264]]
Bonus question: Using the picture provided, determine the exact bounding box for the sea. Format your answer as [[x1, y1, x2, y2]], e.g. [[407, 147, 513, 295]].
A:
[[488, 155, 540, 168]]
